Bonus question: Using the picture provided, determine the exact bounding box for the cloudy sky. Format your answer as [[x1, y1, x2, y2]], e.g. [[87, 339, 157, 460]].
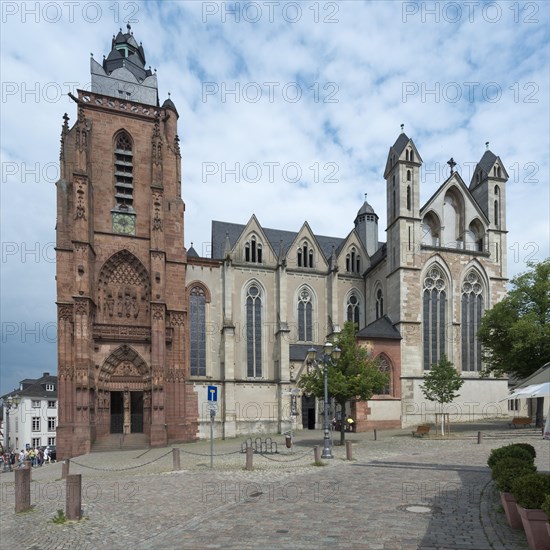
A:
[[1, 0, 549, 394]]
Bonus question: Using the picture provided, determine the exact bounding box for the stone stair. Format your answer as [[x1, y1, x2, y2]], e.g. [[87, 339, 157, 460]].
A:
[[92, 433, 149, 452]]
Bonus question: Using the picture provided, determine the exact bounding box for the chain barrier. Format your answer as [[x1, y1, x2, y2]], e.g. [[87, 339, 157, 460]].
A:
[[178, 448, 242, 457], [70, 449, 173, 472], [253, 449, 311, 462]]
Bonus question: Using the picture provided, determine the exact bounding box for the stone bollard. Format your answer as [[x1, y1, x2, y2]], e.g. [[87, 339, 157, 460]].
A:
[[61, 459, 70, 479], [477, 431, 483, 444], [245, 446, 253, 471], [66, 474, 82, 520], [172, 448, 181, 471], [313, 445, 321, 463], [374, 429, 377, 441], [345, 440, 353, 461], [15, 468, 31, 513]]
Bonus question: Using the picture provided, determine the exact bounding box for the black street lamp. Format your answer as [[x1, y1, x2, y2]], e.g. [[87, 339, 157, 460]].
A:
[[2, 394, 21, 470], [307, 342, 341, 459]]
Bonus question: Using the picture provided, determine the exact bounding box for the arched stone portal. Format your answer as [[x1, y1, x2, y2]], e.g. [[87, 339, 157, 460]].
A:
[[96, 345, 152, 438]]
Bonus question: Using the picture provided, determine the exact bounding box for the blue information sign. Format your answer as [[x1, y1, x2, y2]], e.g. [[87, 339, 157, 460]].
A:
[[207, 385, 218, 402]]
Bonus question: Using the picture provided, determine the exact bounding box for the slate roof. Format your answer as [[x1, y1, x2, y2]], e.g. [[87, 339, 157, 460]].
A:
[[162, 97, 179, 117], [187, 245, 199, 258], [289, 344, 320, 362], [477, 150, 498, 175], [392, 133, 410, 156], [356, 315, 401, 340], [211, 220, 345, 262], [1, 373, 58, 401], [103, 26, 152, 82]]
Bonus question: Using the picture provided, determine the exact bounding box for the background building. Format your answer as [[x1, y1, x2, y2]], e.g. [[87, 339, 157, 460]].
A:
[[1, 373, 58, 451]]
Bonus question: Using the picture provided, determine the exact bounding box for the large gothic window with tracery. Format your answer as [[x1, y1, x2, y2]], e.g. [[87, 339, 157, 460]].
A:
[[297, 287, 313, 342], [423, 267, 447, 370], [347, 292, 360, 327], [461, 271, 484, 371], [190, 286, 206, 376], [246, 285, 262, 377]]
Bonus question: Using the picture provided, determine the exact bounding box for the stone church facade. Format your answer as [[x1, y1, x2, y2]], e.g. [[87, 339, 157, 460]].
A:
[[56, 28, 509, 457]]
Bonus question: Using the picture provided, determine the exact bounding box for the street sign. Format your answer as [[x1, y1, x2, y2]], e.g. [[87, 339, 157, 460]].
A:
[[207, 385, 218, 402], [207, 402, 218, 412]]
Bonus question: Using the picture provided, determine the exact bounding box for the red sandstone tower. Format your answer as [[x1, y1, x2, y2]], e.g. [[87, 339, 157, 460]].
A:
[[56, 25, 197, 458]]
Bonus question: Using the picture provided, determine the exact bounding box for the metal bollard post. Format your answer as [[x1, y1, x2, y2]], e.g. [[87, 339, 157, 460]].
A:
[[313, 445, 321, 463], [477, 431, 483, 444], [15, 468, 31, 513], [172, 448, 181, 471], [66, 474, 82, 520], [345, 440, 353, 460], [245, 446, 253, 471], [374, 429, 377, 441], [62, 459, 70, 479]]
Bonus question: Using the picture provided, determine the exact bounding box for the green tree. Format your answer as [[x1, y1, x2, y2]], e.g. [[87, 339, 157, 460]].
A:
[[420, 355, 464, 435], [478, 259, 550, 379], [298, 321, 388, 445]]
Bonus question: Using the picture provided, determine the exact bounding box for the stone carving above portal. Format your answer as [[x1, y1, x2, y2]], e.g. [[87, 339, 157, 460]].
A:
[[114, 360, 141, 377], [97, 250, 150, 325]]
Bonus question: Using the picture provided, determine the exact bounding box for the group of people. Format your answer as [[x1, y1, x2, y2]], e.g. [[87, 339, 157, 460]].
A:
[[1, 447, 53, 471], [331, 415, 356, 432]]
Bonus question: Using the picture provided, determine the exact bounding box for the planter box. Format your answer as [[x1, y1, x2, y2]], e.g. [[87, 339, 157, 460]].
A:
[[517, 506, 550, 550], [500, 492, 523, 529]]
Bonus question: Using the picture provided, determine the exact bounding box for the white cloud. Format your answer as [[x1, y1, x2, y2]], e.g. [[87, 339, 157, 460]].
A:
[[1, 0, 548, 393]]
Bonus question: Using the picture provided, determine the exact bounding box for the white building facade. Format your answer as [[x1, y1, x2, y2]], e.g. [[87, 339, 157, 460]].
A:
[[1, 373, 58, 451]]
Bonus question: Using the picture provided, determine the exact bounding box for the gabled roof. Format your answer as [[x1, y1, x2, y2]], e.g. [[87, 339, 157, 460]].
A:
[[211, 220, 344, 262], [356, 315, 401, 340], [515, 362, 550, 388], [420, 171, 490, 225]]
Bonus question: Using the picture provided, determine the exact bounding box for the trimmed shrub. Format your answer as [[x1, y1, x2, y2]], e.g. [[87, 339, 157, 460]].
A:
[[487, 444, 534, 469], [511, 443, 536, 460], [491, 457, 537, 492], [511, 473, 550, 510]]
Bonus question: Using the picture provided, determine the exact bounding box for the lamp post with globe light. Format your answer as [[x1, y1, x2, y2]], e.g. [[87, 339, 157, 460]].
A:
[[307, 342, 341, 459]]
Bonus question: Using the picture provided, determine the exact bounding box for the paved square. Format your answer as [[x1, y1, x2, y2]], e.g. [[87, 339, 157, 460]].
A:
[[1, 422, 544, 549]]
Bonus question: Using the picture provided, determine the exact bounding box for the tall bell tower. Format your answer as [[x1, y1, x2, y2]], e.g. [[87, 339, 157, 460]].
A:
[[55, 25, 197, 458]]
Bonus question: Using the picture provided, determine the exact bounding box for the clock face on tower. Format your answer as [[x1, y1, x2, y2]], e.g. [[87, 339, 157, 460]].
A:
[[112, 212, 136, 235]]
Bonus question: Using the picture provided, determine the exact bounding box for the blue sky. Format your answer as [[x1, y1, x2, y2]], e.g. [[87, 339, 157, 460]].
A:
[[1, 1, 549, 394]]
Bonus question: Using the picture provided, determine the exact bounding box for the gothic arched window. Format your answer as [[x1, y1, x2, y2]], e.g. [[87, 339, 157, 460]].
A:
[[461, 271, 484, 371], [407, 185, 411, 210], [245, 236, 263, 263], [347, 293, 360, 327], [376, 288, 384, 319], [246, 285, 262, 377], [114, 131, 134, 209], [189, 286, 207, 376], [423, 267, 447, 370], [377, 356, 392, 395], [297, 241, 313, 268], [297, 287, 313, 342]]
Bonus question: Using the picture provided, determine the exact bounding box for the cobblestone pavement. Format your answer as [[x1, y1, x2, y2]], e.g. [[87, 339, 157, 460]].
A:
[[1, 422, 546, 549]]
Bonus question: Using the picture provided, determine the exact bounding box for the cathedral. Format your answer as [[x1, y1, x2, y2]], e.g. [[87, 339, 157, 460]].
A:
[[56, 27, 509, 457]]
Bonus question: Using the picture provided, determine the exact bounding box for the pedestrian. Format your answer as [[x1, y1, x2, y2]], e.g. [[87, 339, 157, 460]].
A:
[[18, 449, 26, 468], [44, 447, 50, 464]]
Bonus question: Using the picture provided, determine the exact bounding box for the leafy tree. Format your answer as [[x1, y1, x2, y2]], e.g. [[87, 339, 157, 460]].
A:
[[298, 321, 388, 445], [420, 355, 464, 435], [477, 260, 550, 379]]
